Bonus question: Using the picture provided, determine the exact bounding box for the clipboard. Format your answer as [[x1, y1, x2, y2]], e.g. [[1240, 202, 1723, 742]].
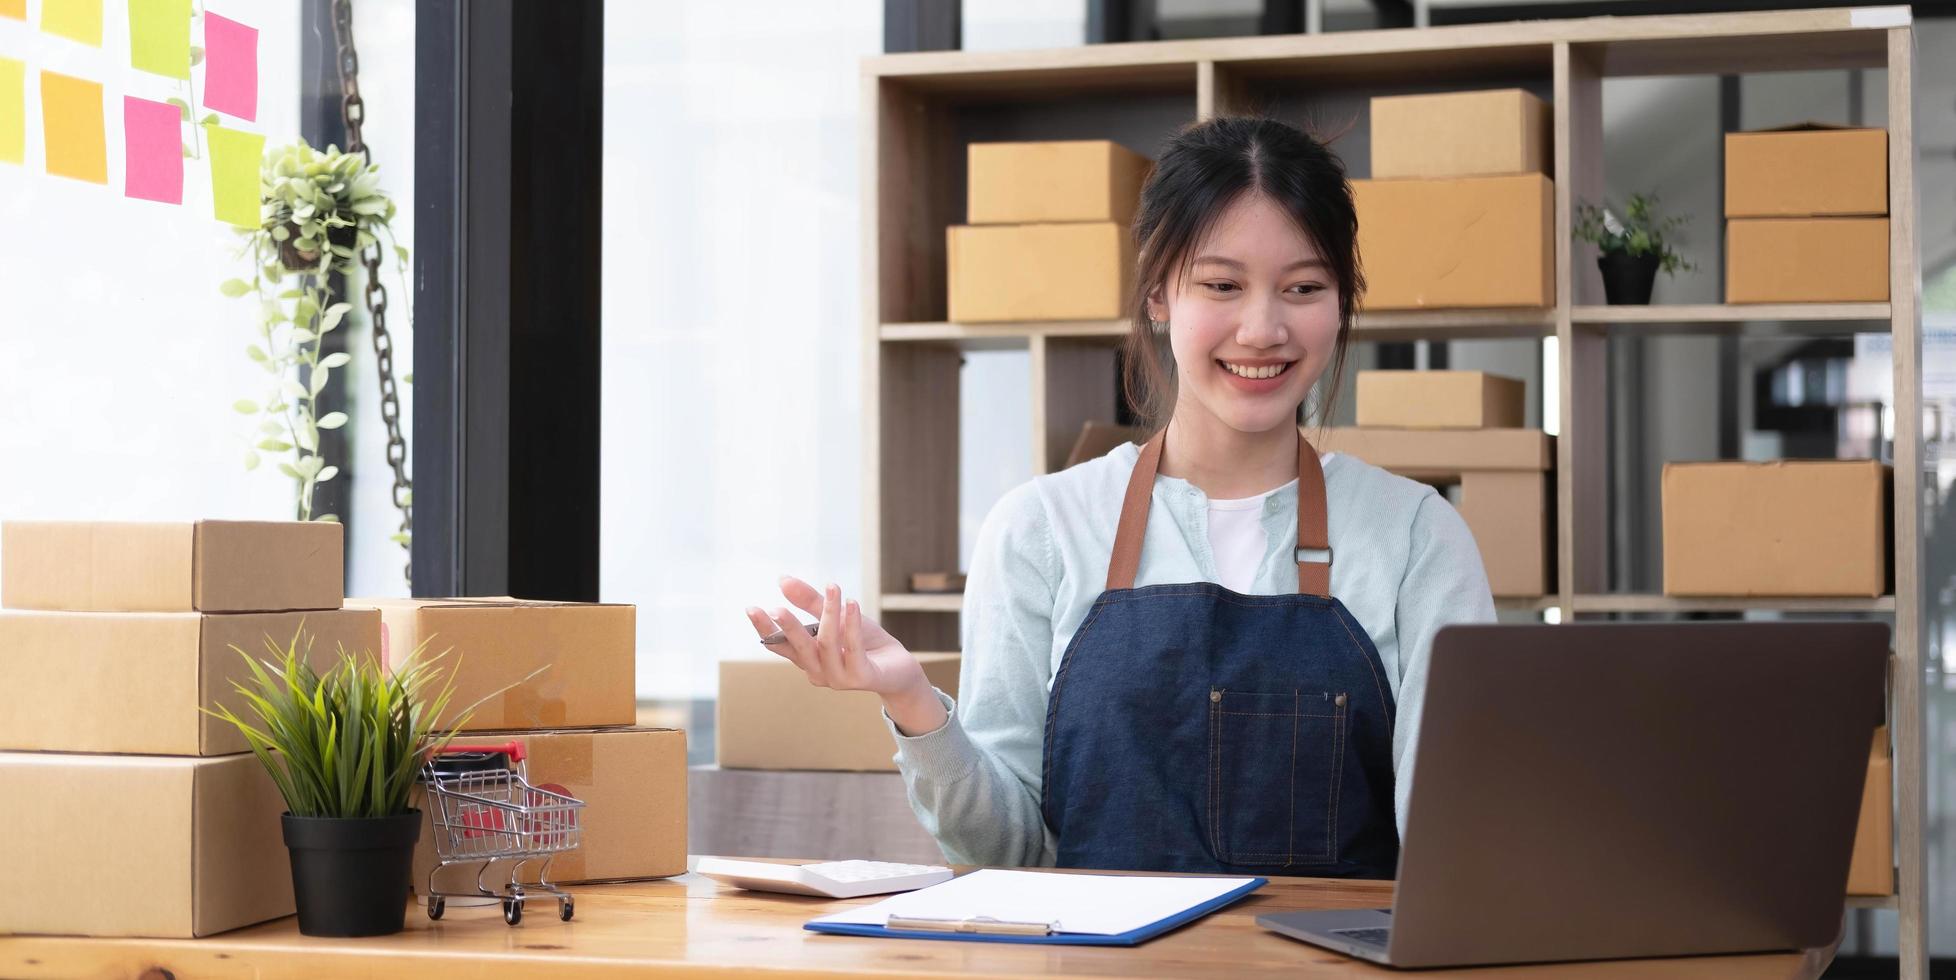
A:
[[804, 872, 1267, 946]]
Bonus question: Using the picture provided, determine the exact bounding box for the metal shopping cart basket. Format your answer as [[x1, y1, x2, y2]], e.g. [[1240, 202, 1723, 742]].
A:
[[418, 741, 586, 925]]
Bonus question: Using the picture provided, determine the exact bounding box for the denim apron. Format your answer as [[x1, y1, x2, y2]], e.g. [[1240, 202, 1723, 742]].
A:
[[1039, 428, 1399, 878]]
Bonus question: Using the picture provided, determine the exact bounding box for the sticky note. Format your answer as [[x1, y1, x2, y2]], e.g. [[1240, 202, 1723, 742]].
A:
[[0, 59, 21, 165], [130, 0, 193, 80], [0, 0, 24, 21], [206, 123, 264, 227], [203, 12, 257, 121], [124, 96, 183, 204], [41, 71, 107, 184], [41, 0, 103, 46]]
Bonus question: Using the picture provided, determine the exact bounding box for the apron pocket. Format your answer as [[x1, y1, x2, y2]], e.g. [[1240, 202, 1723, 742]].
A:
[[1208, 688, 1348, 867]]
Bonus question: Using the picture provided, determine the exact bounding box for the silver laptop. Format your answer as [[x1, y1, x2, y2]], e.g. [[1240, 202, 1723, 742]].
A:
[[1259, 621, 1888, 969]]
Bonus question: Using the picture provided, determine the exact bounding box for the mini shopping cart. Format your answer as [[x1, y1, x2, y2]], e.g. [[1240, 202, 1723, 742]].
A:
[[419, 741, 587, 925]]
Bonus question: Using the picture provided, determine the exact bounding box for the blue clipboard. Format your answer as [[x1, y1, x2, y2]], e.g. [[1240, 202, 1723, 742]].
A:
[[803, 876, 1266, 946]]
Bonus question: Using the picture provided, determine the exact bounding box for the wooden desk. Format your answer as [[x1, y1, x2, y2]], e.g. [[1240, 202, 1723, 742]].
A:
[[1, 865, 1836, 979]]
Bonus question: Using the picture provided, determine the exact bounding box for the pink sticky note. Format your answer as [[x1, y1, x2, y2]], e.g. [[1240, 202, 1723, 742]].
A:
[[124, 95, 182, 204], [202, 12, 257, 121]]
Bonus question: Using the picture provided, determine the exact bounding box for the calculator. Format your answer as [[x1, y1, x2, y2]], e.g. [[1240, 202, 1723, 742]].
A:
[[694, 857, 954, 899]]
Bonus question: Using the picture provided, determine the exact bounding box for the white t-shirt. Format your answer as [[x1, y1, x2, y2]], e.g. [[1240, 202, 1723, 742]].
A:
[[1207, 453, 1334, 594]]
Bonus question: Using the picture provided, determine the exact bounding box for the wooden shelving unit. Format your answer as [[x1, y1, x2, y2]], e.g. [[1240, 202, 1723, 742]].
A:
[[861, 7, 1924, 973]]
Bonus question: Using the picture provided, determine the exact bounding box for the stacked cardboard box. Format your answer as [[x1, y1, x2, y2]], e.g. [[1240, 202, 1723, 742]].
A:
[[718, 653, 963, 771], [947, 140, 1151, 322], [1662, 460, 1891, 597], [1354, 89, 1555, 309], [1848, 727, 1894, 896], [1725, 124, 1889, 304], [0, 520, 359, 937], [346, 597, 687, 886]]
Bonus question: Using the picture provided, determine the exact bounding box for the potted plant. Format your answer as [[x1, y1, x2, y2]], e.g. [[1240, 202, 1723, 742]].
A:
[[206, 629, 469, 938], [1574, 193, 1698, 305]]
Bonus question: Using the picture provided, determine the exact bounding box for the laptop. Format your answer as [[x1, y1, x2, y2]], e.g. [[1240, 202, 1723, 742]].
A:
[[1258, 621, 1889, 969]]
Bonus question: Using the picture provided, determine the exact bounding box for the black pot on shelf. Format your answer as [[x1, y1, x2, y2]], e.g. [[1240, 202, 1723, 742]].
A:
[[282, 810, 422, 937], [1598, 251, 1662, 305]]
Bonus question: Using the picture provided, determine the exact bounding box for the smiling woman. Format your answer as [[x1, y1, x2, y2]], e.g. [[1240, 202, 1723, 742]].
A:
[[745, 115, 1495, 878]]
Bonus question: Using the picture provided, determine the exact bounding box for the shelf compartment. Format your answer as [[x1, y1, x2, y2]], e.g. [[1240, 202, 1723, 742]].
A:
[[1571, 594, 1896, 614]]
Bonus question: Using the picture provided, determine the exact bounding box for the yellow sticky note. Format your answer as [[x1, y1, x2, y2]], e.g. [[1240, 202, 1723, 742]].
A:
[[41, 71, 107, 184], [0, 59, 22, 165], [206, 123, 265, 227], [41, 0, 103, 46], [0, 0, 25, 22], [129, 0, 192, 79]]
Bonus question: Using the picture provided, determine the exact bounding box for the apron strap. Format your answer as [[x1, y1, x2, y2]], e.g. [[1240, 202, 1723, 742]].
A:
[[1107, 427, 1333, 597]]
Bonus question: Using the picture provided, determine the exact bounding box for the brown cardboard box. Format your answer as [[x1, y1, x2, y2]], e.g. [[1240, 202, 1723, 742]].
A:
[[349, 597, 637, 732], [413, 727, 686, 888], [0, 607, 380, 756], [1352, 173, 1554, 309], [1356, 370, 1526, 430], [1727, 217, 1888, 304], [1459, 471, 1551, 598], [1662, 460, 1890, 597], [1847, 726, 1893, 895], [1371, 89, 1551, 180], [1312, 427, 1554, 476], [2, 751, 292, 937], [1724, 125, 1887, 218], [947, 222, 1133, 322], [1, 520, 343, 613], [1066, 420, 1143, 469], [718, 654, 962, 771], [968, 140, 1152, 225]]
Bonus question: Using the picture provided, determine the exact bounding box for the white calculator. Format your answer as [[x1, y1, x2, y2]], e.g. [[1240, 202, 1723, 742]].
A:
[[694, 857, 954, 899]]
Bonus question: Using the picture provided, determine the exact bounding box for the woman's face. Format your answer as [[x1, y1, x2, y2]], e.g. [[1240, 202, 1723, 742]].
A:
[[1146, 191, 1342, 436]]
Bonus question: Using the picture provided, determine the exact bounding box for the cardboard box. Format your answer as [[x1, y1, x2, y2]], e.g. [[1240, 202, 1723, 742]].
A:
[[968, 140, 1152, 225], [2, 751, 292, 937], [718, 654, 962, 771], [1662, 460, 1890, 597], [947, 222, 1133, 322], [349, 597, 637, 732], [1, 520, 344, 613], [1352, 174, 1554, 309], [1371, 89, 1551, 180], [1725, 125, 1887, 218], [0, 607, 380, 756], [414, 727, 686, 888], [1357, 370, 1526, 430], [1459, 471, 1551, 598], [1312, 427, 1554, 477], [1847, 727, 1893, 896], [1727, 217, 1888, 304], [1066, 420, 1143, 469]]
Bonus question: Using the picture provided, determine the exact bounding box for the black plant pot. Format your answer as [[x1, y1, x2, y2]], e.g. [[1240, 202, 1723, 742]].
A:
[[282, 810, 422, 937], [1598, 251, 1661, 305]]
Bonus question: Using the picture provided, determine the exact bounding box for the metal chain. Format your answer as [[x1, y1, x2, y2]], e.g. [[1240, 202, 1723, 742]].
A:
[[330, 0, 413, 587]]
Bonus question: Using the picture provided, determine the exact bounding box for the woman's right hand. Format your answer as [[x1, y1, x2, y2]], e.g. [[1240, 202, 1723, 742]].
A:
[[743, 575, 948, 735]]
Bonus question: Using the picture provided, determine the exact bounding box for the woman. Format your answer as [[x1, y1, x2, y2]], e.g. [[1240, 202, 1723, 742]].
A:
[[744, 116, 1494, 878]]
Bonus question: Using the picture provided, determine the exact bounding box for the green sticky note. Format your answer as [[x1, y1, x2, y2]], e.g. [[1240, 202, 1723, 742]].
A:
[[205, 123, 265, 227], [41, 0, 102, 46], [129, 0, 192, 79], [0, 59, 21, 165]]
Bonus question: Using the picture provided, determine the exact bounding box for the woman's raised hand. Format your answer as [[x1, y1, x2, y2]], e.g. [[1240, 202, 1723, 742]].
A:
[[743, 576, 949, 737]]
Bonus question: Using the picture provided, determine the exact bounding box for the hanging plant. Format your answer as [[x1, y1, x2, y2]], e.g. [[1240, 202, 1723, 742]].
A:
[[220, 140, 408, 523]]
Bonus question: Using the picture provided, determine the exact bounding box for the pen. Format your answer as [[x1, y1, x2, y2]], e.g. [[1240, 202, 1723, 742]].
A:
[[885, 914, 1056, 936]]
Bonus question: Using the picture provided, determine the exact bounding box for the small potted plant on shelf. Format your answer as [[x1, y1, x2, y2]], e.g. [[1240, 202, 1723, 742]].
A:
[[206, 628, 470, 938], [1574, 193, 1698, 305]]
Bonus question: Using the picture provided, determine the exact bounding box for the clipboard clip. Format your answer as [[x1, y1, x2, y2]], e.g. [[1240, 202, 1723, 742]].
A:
[[885, 914, 1057, 936]]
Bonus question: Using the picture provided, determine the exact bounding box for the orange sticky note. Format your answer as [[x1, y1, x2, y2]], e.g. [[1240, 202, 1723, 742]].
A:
[[0, 59, 22, 165], [41, 71, 107, 184], [41, 0, 103, 46], [0, 0, 25, 22]]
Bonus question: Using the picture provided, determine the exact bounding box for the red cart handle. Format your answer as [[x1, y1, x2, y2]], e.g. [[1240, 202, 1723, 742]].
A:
[[434, 741, 527, 763]]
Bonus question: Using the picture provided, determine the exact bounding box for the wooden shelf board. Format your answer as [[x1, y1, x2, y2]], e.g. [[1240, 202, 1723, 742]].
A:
[[1572, 594, 1896, 614], [1573, 303, 1893, 334], [1353, 308, 1556, 341], [1847, 893, 1900, 910], [880, 592, 964, 613], [882, 320, 1128, 351]]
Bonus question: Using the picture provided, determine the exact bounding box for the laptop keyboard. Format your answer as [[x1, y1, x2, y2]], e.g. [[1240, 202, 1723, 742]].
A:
[[1332, 927, 1392, 947]]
